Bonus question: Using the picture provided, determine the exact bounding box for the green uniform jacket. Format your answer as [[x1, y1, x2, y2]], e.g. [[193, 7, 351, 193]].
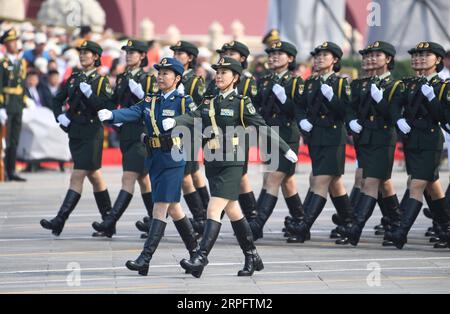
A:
[[254, 71, 303, 143], [348, 74, 403, 147], [204, 71, 258, 104], [112, 68, 157, 142], [441, 79, 450, 124], [296, 73, 352, 146], [0, 56, 27, 114], [53, 69, 114, 140], [400, 74, 445, 150], [182, 69, 206, 107], [175, 91, 291, 167]]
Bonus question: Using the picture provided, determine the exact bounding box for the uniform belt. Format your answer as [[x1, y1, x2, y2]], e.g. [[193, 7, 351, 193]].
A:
[[361, 116, 388, 130], [3, 86, 24, 95], [147, 135, 181, 150], [205, 136, 239, 150]]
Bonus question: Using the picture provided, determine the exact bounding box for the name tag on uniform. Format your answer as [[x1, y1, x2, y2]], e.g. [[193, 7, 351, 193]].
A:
[[162, 109, 175, 117], [220, 109, 234, 117]]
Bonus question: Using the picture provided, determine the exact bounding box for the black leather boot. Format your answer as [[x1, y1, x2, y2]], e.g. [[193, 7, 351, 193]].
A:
[[92, 190, 112, 237], [374, 192, 387, 232], [197, 186, 210, 211], [248, 193, 278, 241], [40, 190, 81, 236], [92, 190, 133, 238], [125, 219, 166, 276], [184, 191, 206, 235], [5, 148, 27, 182], [344, 195, 377, 246], [429, 198, 450, 248], [284, 190, 312, 238], [256, 189, 267, 211], [232, 218, 264, 276], [349, 187, 361, 207], [379, 195, 402, 245], [286, 194, 326, 243], [174, 216, 199, 273], [385, 198, 422, 249], [135, 192, 154, 238], [330, 194, 354, 239], [238, 192, 258, 221], [180, 219, 221, 278]]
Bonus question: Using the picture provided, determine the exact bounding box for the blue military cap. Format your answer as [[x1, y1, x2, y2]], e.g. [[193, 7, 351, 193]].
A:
[[154, 57, 184, 76]]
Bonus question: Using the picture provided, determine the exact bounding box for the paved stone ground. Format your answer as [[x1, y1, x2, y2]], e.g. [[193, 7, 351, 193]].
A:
[[1, 163, 450, 294]]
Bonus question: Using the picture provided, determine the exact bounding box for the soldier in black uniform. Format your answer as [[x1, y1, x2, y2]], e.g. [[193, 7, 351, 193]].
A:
[[286, 42, 353, 243], [337, 41, 404, 246], [170, 40, 209, 235], [384, 42, 450, 249], [206, 41, 259, 222], [91, 40, 156, 238], [162, 57, 298, 278], [40, 40, 115, 236], [247, 41, 305, 241], [0, 29, 27, 182]]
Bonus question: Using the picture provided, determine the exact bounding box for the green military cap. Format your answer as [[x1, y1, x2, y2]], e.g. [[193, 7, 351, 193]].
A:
[[211, 56, 243, 75], [0, 28, 19, 44], [265, 41, 298, 57], [77, 40, 103, 56], [170, 40, 199, 57], [311, 41, 343, 59], [413, 41, 445, 58], [359, 48, 368, 55], [407, 47, 418, 55], [366, 41, 396, 56], [122, 39, 148, 53], [262, 29, 281, 45], [217, 40, 250, 57]]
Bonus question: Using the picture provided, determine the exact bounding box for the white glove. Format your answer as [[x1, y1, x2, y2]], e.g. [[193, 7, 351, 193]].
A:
[[79, 82, 93, 98], [57, 113, 71, 127], [114, 123, 123, 128], [397, 118, 411, 134], [284, 149, 298, 163], [128, 79, 145, 99], [177, 83, 185, 96], [299, 119, 313, 132], [349, 119, 363, 134], [272, 84, 287, 104], [162, 118, 176, 131], [421, 84, 436, 102], [370, 84, 383, 103], [140, 133, 148, 144], [321, 84, 334, 102], [97, 109, 113, 122], [0, 108, 7, 125]]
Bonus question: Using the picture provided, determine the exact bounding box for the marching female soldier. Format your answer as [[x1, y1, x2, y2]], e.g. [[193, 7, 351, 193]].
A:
[[97, 58, 199, 276], [338, 41, 403, 246], [161, 57, 298, 278], [91, 40, 156, 238], [384, 42, 450, 249], [208, 41, 259, 222], [286, 42, 353, 243], [40, 41, 114, 236], [170, 40, 209, 235], [247, 41, 305, 241]]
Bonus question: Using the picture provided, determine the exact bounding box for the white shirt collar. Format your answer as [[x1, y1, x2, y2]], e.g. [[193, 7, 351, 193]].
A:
[[425, 72, 438, 82], [84, 68, 97, 77], [377, 71, 391, 81], [276, 70, 289, 79], [321, 71, 334, 82], [219, 88, 236, 100], [163, 89, 176, 99]]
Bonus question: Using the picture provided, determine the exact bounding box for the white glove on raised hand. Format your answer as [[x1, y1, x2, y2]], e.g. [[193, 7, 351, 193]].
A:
[[284, 149, 298, 163], [57, 113, 71, 127], [299, 119, 313, 132], [162, 118, 176, 131], [421, 84, 436, 102], [371, 84, 383, 103], [397, 118, 411, 134], [272, 84, 287, 104], [349, 119, 363, 134], [321, 84, 334, 102], [0, 108, 7, 125], [79, 82, 93, 98], [177, 83, 186, 96], [128, 79, 145, 99], [97, 109, 113, 122]]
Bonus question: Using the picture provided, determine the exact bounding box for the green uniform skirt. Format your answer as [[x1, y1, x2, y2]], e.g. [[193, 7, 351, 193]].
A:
[[358, 145, 395, 180], [69, 137, 103, 171], [405, 148, 441, 182], [205, 165, 244, 201], [120, 140, 148, 174], [309, 145, 346, 176]]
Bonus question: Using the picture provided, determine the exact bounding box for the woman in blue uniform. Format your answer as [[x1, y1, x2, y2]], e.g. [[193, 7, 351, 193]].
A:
[[162, 57, 298, 278], [97, 58, 198, 276]]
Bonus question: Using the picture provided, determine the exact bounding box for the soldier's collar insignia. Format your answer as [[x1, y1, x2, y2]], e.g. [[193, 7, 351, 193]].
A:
[[145, 96, 152, 102]]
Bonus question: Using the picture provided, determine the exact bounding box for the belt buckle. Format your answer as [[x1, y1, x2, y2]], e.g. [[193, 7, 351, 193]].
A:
[[151, 137, 160, 148], [207, 138, 220, 150]]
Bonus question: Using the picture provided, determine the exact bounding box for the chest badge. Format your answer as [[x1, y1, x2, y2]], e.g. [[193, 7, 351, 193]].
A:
[[220, 109, 234, 117]]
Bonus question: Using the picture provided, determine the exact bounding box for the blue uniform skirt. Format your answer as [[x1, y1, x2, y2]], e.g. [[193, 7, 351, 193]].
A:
[[149, 165, 184, 203]]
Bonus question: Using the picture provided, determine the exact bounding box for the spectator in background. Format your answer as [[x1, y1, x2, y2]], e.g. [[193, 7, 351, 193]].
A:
[[25, 69, 53, 110], [293, 62, 312, 81], [439, 50, 450, 80], [23, 33, 51, 65], [46, 70, 61, 97]]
